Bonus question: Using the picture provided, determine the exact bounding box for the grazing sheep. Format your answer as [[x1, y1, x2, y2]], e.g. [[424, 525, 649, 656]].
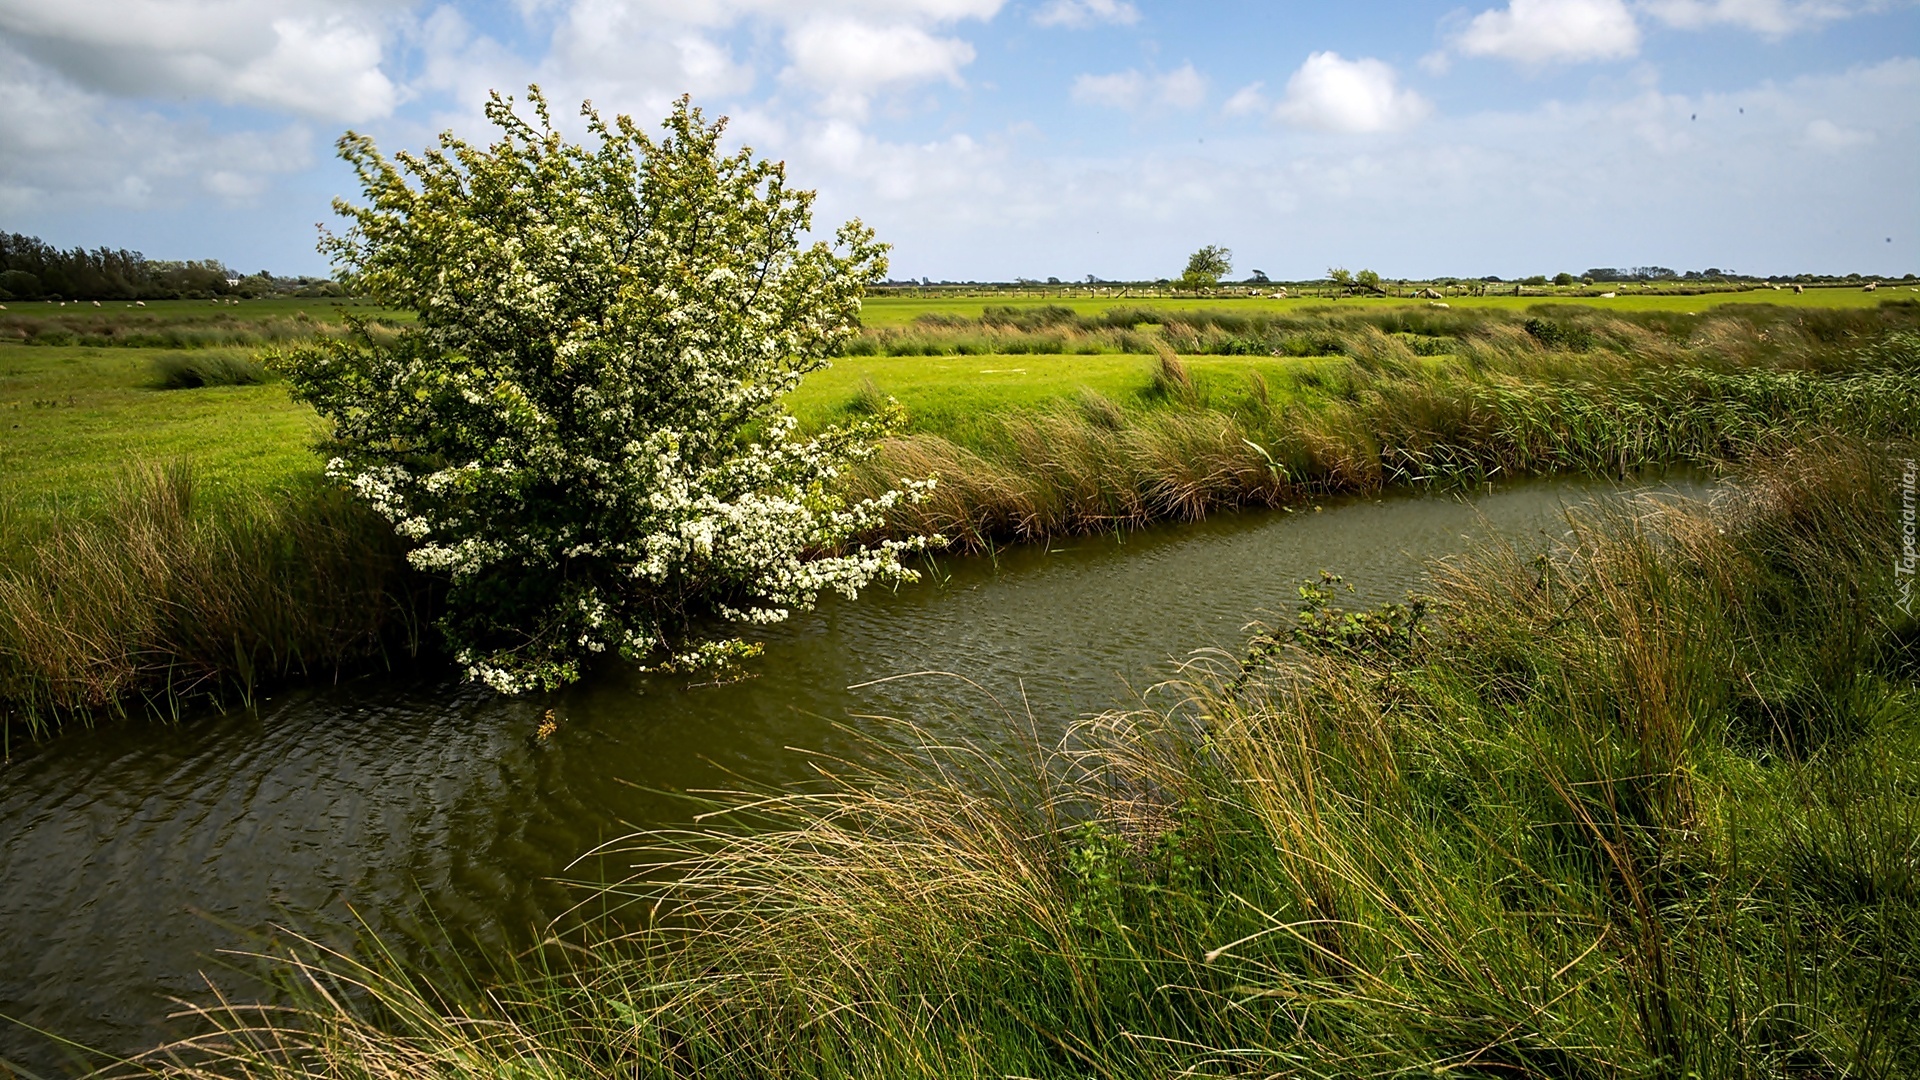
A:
[[1793, 284, 1805, 293], [1429, 301, 1450, 308], [135, 300, 145, 306], [1419, 287, 1445, 299], [1599, 291, 1617, 298], [1770, 284, 1782, 290], [1863, 282, 1878, 292], [1268, 289, 1288, 299]]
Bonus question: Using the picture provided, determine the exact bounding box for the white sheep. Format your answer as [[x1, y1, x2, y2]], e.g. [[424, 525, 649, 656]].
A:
[[1863, 282, 1878, 292], [1599, 292, 1617, 298], [1793, 284, 1805, 293], [1429, 301, 1450, 308]]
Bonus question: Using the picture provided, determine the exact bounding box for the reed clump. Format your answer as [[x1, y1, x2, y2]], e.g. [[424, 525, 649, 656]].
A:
[[121, 437, 1919, 1079], [847, 298, 1920, 364], [851, 331, 1920, 549], [0, 464, 431, 739], [151, 352, 273, 388]]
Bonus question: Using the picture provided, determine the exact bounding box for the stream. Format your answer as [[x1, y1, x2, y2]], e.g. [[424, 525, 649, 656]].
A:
[[0, 472, 1713, 1074]]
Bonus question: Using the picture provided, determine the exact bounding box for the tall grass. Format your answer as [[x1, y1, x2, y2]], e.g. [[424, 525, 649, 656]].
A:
[[0, 465, 431, 740], [119, 437, 1919, 1078], [151, 352, 273, 388], [853, 331, 1920, 548], [0, 310, 405, 348], [844, 297, 1920, 362]]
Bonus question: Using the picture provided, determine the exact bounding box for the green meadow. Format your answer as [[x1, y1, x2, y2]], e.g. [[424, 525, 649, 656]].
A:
[[1, 288, 1913, 518]]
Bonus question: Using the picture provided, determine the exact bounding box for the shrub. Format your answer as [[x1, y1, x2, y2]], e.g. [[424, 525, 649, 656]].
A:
[[275, 89, 933, 693]]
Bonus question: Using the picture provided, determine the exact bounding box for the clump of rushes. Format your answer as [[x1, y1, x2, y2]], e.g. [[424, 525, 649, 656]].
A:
[[118, 437, 1918, 1078], [0, 464, 429, 742], [150, 352, 273, 389]]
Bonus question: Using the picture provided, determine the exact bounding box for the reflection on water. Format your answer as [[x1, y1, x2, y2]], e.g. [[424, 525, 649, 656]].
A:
[[0, 473, 1711, 1072]]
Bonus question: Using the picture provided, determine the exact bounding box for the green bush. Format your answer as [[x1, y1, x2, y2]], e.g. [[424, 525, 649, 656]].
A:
[[276, 89, 932, 693]]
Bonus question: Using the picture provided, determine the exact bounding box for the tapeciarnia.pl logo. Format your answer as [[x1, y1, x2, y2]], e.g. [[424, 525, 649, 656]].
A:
[[1900, 458, 1917, 617]]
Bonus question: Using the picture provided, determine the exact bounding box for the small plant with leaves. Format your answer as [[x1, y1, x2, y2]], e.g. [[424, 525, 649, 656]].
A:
[[277, 88, 934, 693]]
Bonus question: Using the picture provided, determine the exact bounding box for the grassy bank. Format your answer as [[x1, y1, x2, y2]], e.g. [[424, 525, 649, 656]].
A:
[[124, 437, 1920, 1078]]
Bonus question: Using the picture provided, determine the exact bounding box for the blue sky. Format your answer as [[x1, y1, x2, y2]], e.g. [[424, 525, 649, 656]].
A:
[[2, 0, 1915, 281]]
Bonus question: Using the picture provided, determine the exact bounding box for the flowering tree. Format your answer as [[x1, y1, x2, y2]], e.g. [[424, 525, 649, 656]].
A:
[[279, 89, 932, 693]]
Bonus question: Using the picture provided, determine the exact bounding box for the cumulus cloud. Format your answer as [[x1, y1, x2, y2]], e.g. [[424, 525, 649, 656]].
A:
[[1455, 0, 1642, 66], [786, 18, 976, 92], [1803, 116, 1876, 148], [1071, 64, 1207, 110], [1639, 0, 1892, 35], [1032, 0, 1139, 27], [0, 41, 312, 215], [1223, 81, 1268, 116], [0, 0, 400, 121], [1272, 53, 1431, 133]]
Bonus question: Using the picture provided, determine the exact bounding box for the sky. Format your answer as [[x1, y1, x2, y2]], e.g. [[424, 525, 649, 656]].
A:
[[1, 0, 1915, 282]]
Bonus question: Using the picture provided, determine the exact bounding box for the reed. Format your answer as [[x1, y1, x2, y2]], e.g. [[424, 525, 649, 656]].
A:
[[853, 346, 1920, 549], [118, 437, 1919, 1079], [0, 464, 432, 740]]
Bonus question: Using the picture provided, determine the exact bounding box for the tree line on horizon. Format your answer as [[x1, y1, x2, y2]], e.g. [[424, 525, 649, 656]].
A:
[[0, 231, 339, 302]]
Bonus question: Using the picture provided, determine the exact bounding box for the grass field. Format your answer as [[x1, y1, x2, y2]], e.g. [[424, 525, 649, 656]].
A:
[[4, 293, 1918, 725], [855, 283, 1913, 326], [0, 345, 325, 516]]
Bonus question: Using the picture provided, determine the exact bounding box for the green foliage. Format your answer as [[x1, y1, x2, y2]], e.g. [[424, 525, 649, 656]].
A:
[[1178, 244, 1232, 291], [1524, 315, 1597, 350], [275, 88, 929, 692]]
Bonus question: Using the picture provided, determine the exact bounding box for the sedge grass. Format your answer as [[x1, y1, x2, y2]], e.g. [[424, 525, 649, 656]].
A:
[[0, 464, 432, 740], [115, 437, 1920, 1079]]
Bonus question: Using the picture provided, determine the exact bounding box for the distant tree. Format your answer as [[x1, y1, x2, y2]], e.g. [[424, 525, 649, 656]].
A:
[[1046, 276, 1061, 285], [1180, 245, 1232, 291], [1247, 269, 1271, 284], [1553, 272, 1574, 286], [1327, 267, 1354, 287], [1355, 269, 1382, 293]]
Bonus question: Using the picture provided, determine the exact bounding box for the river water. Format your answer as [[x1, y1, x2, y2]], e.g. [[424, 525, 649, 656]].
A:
[[0, 474, 1710, 1074]]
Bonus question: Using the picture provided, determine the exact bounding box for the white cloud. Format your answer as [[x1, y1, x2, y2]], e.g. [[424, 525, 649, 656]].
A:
[[1032, 0, 1139, 27], [1456, 0, 1642, 66], [1223, 81, 1268, 116], [1804, 116, 1876, 148], [786, 18, 976, 91], [1071, 69, 1145, 108], [0, 0, 400, 121], [1272, 53, 1432, 133], [1639, 0, 1891, 35], [1071, 64, 1207, 110], [0, 41, 313, 216]]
